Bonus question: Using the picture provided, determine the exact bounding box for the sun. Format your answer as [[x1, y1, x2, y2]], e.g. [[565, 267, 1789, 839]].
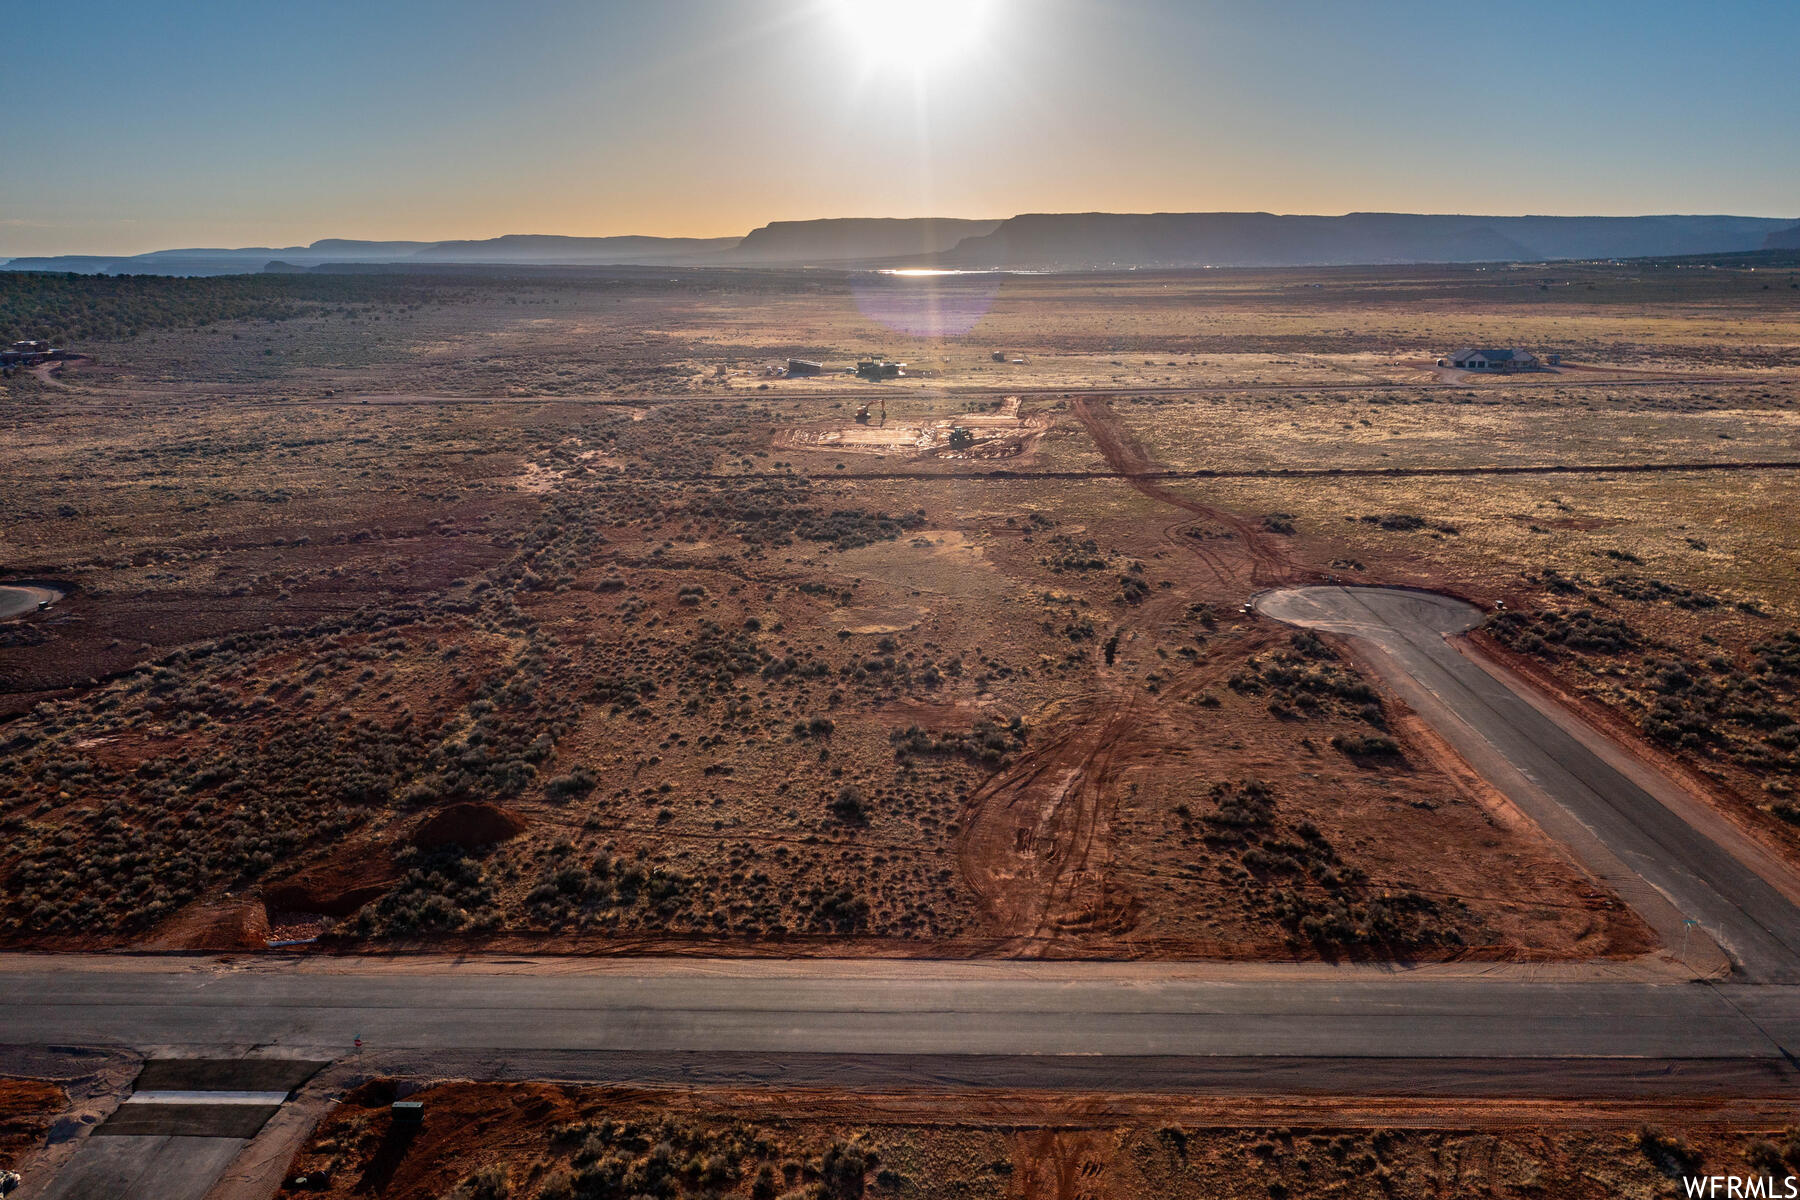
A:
[[833, 0, 994, 72]]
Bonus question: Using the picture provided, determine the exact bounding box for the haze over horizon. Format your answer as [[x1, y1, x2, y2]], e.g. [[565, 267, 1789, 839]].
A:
[[5, 0, 1798, 258]]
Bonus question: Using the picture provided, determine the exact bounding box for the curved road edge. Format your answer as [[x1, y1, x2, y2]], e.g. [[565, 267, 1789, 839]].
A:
[[1253, 585, 1800, 984]]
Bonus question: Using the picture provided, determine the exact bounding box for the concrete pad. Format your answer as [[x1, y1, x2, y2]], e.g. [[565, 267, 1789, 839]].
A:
[[132, 1058, 324, 1093], [34, 1134, 247, 1200], [96, 1103, 281, 1138]]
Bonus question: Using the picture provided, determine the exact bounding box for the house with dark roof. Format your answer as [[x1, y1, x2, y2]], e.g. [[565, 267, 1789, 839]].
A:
[[1, 340, 63, 366], [1439, 347, 1540, 372]]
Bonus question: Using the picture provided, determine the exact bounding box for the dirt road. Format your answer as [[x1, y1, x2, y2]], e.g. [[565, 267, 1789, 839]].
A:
[[1069, 396, 1291, 588], [953, 400, 1303, 950]]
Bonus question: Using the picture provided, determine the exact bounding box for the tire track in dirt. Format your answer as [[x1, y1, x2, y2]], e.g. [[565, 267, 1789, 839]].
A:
[[1159, 517, 1241, 592], [1012, 1128, 1111, 1200], [955, 691, 1144, 954], [956, 400, 1301, 955], [1070, 395, 1295, 590]]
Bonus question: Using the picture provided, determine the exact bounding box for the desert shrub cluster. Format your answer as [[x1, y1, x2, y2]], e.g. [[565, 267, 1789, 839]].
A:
[[889, 717, 1029, 768], [1355, 513, 1458, 535], [685, 481, 926, 549], [280, 1076, 1800, 1200], [280, 1082, 957, 1200], [1038, 533, 1110, 572], [0, 270, 473, 344], [0, 613, 462, 937], [1493, 607, 1800, 811], [1183, 780, 1467, 950], [1228, 632, 1386, 728], [1489, 608, 1640, 655], [351, 846, 500, 937]]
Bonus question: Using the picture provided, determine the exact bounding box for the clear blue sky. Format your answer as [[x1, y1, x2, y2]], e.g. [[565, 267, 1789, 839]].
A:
[[4, 0, 1796, 255]]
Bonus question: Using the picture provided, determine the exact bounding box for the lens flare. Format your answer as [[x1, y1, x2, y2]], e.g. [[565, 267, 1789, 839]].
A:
[[850, 271, 1002, 338], [834, 0, 992, 71]]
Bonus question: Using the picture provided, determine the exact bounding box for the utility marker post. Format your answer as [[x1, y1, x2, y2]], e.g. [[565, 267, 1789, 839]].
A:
[[1679, 917, 1700, 970]]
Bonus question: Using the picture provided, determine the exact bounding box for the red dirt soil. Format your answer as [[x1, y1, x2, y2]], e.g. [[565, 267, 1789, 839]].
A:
[[133, 896, 270, 951], [410, 802, 529, 851], [263, 842, 401, 921], [1070, 396, 1292, 588], [957, 689, 1145, 951], [0, 1078, 66, 1173], [276, 1080, 1800, 1200]]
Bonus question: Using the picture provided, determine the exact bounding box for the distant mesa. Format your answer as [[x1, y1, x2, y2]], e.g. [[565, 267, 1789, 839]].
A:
[[409, 232, 739, 265], [5, 212, 1796, 276], [0, 254, 118, 273], [938, 212, 1797, 270], [1764, 223, 1800, 250], [724, 217, 1003, 265], [303, 238, 435, 256]]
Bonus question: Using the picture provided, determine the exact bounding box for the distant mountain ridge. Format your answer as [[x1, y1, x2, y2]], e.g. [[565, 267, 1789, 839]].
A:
[[940, 212, 1798, 269], [0, 240, 435, 276], [411, 234, 739, 264], [4, 212, 1795, 275], [724, 217, 1002, 264]]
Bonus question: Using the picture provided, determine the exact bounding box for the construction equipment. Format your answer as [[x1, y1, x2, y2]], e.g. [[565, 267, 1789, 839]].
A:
[[854, 402, 871, 424]]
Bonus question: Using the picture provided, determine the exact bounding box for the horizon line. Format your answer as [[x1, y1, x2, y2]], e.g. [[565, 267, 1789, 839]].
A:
[[8, 208, 1798, 263]]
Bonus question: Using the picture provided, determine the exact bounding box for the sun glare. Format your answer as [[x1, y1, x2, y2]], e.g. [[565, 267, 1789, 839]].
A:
[[834, 0, 993, 71]]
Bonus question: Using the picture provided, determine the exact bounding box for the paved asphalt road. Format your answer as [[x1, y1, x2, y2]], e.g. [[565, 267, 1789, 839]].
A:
[[0, 585, 58, 620], [0, 963, 1796, 1087], [1254, 586, 1800, 983]]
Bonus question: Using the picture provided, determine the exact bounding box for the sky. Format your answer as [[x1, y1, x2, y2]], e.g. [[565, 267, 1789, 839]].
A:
[[4, 0, 1798, 256]]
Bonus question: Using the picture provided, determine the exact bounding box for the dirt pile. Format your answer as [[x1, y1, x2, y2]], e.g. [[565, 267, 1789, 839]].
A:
[[134, 896, 270, 950], [263, 842, 400, 920], [409, 802, 529, 851]]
